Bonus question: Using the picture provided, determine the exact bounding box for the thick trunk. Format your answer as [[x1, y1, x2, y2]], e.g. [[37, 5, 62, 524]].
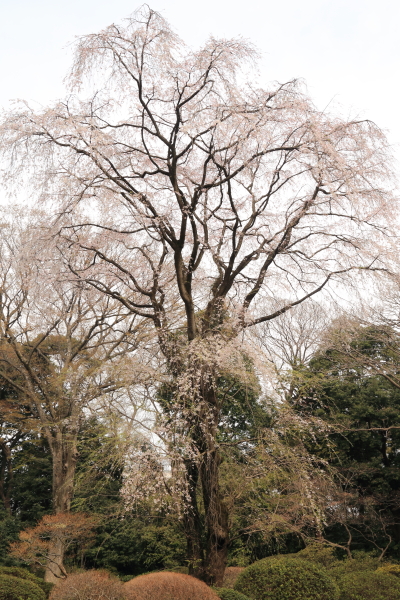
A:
[[165, 323, 231, 585], [194, 386, 229, 586], [182, 438, 229, 586], [183, 460, 204, 577], [44, 537, 67, 584], [200, 447, 230, 586], [44, 429, 78, 584]]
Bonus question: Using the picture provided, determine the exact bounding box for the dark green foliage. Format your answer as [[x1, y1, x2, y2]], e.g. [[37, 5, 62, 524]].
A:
[[0, 569, 53, 599], [0, 575, 46, 600], [295, 326, 400, 555], [84, 518, 186, 576], [213, 588, 251, 600], [376, 563, 400, 577], [328, 552, 381, 581], [0, 436, 52, 567], [338, 571, 400, 600], [0, 517, 20, 566], [293, 544, 339, 568], [216, 367, 268, 443], [234, 557, 340, 600], [0, 568, 36, 582], [72, 418, 123, 515], [37, 583, 53, 600], [11, 438, 52, 525], [169, 566, 189, 574]]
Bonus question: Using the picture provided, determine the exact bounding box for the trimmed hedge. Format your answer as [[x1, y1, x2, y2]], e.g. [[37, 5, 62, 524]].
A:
[[376, 564, 400, 578], [49, 571, 124, 600], [330, 554, 380, 580], [234, 557, 340, 600], [123, 572, 220, 600], [0, 574, 46, 600], [0, 568, 53, 598], [339, 571, 400, 600], [294, 545, 338, 569], [213, 588, 251, 600]]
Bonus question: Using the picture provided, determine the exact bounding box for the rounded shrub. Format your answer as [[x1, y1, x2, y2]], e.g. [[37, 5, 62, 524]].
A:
[[234, 557, 339, 600], [294, 544, 338, 569], [123, 572, 219, 600], [329, 553, 381, 582], [213, 588, 251, 600], [0, 567, 53, 598], [222, 568, 245, 589], [0, 568, 40, 583], [49, 570, 124, 600], [339, 571, 400, 600], [376, 564, 400, 578], [0, 574, 46, 600]]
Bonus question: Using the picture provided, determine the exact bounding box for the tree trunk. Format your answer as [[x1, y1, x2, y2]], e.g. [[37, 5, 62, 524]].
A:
[[182, 459, 204, 577], [165, 330, 230, 585], [200, 446, 230, 586], [194, 385, 229, 586], [45, 537, 67, 584], [44, 428, 79, 584]]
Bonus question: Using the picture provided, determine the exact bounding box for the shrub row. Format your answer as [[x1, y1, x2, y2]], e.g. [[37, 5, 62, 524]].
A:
[[0, 567, 53, 598], [3, 556, 400, 600], [122, 572, 219, 600], [233, 547, 400, 600], [0, 574, 46, 600], [234, 557, 340, 600], [213, 588, 251, 600]]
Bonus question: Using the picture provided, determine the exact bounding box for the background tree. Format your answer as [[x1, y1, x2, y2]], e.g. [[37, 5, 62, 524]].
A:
[[290, 320, 400, 558], [0, 216, 145, 581], [0, 394, 27, 517], [10, 512, 97, 579], [0, 6, 396, 584]]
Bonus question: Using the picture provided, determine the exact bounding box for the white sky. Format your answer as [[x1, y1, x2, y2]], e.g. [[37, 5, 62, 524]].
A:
[[1, 0, 400, 172]]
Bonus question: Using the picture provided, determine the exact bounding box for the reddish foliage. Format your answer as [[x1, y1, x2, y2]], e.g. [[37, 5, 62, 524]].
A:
[[50, 571, 124, 600], [123, 572, 219, 600], [222, 568, 245, 589], [10, 513, 97, 575]]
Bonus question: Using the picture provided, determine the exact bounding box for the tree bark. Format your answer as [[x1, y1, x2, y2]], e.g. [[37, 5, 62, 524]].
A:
[[200, 448, 230, 586], [44, 427, 79, 584], [182, 459, 204, 577], [191, 382, 230, 585], [199, 398, 230, 587]]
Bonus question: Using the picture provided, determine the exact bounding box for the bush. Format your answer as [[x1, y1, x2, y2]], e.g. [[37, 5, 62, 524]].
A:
[[169, 566, 189, 574], [294, 545, 339, 569], [213, 588, 251, 600], [0, 567, 53, 598], [339, 571, 400, 600], [376, 564, 400, 578], [0, 574, 46, 600], [49, 571, 124, 600], [222, 568, 245, 589], [329, 552, 381, 581], [123, 572, 219, 600], [234, 557, 339, 600], [85, 519, 186, 576], [0, 517, 21, 567]]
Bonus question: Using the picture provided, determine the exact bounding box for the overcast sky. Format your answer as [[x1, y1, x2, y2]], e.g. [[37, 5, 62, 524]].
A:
[[1, 0, 400, 171]]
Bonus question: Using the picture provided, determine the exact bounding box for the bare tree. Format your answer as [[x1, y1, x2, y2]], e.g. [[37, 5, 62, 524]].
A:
[[0, 214, 143, 582], [0, 6, 397, 584], [255, 300, 331, 370]]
